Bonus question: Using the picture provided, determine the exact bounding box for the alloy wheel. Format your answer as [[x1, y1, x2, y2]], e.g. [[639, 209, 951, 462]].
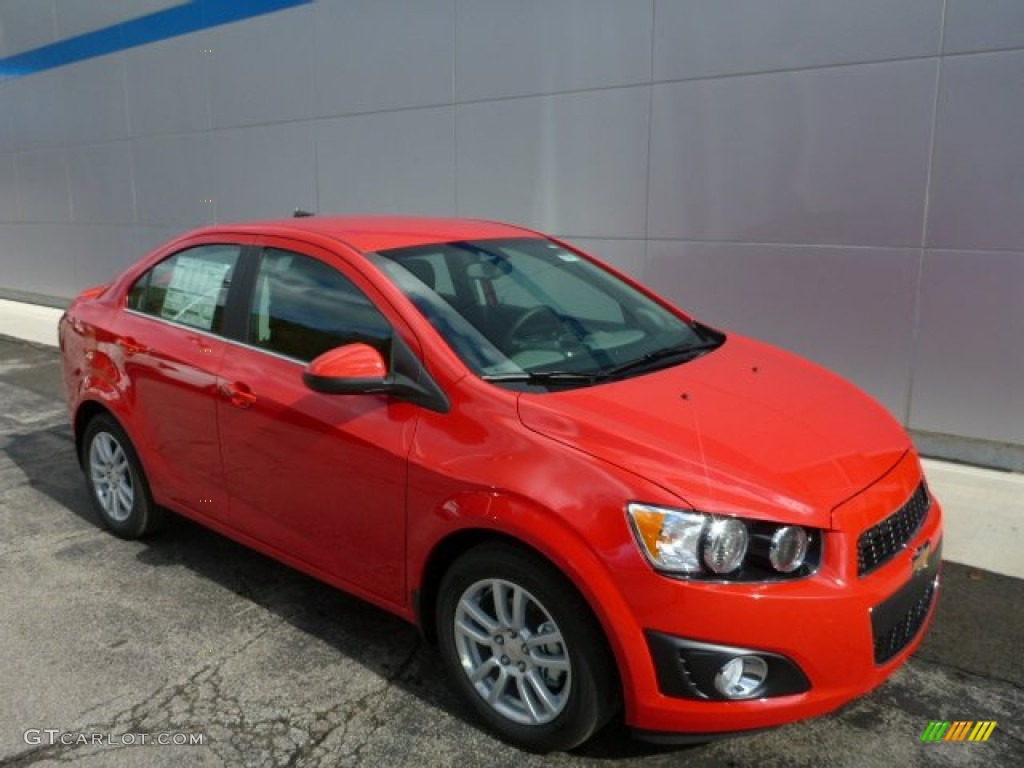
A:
[[453, 578, 572, 726], [88, 431, 134, 523]]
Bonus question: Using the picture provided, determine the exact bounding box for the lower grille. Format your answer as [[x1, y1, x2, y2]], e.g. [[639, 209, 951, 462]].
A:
[[873, 580, 937, 664]]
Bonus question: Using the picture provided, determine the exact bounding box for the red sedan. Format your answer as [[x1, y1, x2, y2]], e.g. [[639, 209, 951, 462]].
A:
[[59, 216, 943, 751]]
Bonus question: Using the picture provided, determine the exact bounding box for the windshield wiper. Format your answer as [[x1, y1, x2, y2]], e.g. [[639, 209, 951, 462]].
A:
[[483, 330, 724, 386], [481, 371, 597, 385], [596, 340, 722, 380]]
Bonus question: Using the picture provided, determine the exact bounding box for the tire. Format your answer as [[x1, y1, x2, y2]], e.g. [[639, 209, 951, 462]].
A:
[[82, 414, 163, 539], [437, 543, 619, 752]]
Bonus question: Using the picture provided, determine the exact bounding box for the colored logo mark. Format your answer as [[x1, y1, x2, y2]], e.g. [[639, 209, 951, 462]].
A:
[[0, 0, 310, 81], [921, 721, 997, 742]]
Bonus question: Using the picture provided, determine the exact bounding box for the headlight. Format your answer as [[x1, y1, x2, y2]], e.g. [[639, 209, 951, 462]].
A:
[[769, 525, 809, 573], [702, 518, 748, 574], [626, 503, 821, 581]]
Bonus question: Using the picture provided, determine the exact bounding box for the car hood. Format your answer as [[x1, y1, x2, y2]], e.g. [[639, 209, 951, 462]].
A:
[[516, 334, 910, 529]]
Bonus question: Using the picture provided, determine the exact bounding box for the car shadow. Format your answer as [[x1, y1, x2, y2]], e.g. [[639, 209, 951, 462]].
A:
[[136, 513, 691, 760], [3, 419, 688, 760], [2, 421, 104, 528]]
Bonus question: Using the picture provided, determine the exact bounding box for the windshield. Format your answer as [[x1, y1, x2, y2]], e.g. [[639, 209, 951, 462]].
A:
[[369, 238, 722, 388]]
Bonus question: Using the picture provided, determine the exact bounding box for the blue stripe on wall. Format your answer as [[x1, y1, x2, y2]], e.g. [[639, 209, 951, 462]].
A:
[[0, 0, 312, 81]]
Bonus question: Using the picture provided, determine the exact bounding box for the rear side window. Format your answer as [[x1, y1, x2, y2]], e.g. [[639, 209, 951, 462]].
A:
[[248, 248, 391, 362], [128, 245, 240, 333]]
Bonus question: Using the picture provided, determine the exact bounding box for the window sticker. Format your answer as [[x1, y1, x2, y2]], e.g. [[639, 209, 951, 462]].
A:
[[161, 256, 231, 330], [544, 242, 580, 262]]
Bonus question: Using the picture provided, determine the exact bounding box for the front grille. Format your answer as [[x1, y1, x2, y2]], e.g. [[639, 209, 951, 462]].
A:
[[873, 581, 937, 664], [858, 481, 931, 576]]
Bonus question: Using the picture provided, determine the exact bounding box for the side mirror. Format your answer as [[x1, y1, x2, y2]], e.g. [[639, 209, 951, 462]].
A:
[[302, 340, 450, 414], [303, 343, 389, 395]]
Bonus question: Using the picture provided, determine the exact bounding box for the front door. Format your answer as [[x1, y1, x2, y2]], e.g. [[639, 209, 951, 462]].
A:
[[216, 243, 418, 606]]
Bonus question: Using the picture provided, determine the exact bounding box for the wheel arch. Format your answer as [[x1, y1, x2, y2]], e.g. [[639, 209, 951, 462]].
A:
[[73, 399, 115, 466], [414, 525, 632, 714], [415, 528, 522, 644]]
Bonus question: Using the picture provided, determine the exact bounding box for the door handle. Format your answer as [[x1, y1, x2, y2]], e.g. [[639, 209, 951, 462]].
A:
[[116, 337, 147, 356], [220, 381, 256, 409]]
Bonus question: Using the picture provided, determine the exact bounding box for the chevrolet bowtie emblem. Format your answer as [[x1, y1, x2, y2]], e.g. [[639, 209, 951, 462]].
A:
[[911, 541, 932, 575]]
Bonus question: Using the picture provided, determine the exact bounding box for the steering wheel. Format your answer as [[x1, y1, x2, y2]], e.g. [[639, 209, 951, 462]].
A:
[[503, 306, 565, 349]]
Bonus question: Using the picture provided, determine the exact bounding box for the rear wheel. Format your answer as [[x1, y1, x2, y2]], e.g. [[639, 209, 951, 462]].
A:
[[437, 543, 618, 752], [82, 414, 162, 538]]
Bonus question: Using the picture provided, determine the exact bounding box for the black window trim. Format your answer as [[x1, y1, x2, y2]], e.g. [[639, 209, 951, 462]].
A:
[[123, 243, 310, 367], [220, 244, 261, 343], [122, 242, 311, 367], [122, 241, 389, 368], [121, 238, 450, 411]]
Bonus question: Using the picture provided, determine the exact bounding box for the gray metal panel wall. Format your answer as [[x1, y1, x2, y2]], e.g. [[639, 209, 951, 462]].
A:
[[0, 0, 1021, 448]]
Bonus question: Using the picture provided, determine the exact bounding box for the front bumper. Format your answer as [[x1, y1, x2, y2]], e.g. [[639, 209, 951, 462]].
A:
[[618, 466, 943, 736]]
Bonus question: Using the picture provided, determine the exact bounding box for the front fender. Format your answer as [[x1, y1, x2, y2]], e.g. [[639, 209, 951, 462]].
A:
[[408, 480, 667, 721]]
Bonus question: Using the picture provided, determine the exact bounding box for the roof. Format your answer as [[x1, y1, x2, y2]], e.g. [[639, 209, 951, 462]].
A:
[[204, 215, 539, 253]]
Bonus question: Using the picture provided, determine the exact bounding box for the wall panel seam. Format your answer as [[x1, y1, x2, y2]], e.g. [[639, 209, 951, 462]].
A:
[[907, 0, 949, 424]]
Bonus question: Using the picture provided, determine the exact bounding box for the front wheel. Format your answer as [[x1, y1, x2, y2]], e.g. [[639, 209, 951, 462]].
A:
[[437, 543, 618, 752], [82, 414, 163, 539]]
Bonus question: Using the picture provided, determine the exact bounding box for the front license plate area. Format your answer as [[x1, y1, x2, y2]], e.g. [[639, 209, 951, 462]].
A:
[[870, 538, 942, 664]]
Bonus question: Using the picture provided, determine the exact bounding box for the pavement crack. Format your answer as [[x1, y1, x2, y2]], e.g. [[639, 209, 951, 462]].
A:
[[346, 637, 422, 765], [0, 618, 286, 767], [912, 654, 1024, 692], [997, 728, 1024, 748], [282, 636, 423, 767]]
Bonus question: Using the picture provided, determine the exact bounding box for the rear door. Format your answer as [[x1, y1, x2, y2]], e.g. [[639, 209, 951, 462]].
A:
[[216, 239, 419, 606], [116, 242, 244, 521]]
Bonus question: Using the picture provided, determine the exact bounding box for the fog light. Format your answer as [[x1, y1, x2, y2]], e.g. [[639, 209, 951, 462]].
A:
[[702, 518, 748, 574], [714, 655, 768, 699], [769, 526, 809, 573]]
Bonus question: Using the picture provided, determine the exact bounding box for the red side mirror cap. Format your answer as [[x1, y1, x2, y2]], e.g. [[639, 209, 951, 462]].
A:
[[307, 343, 386, 380], [303, 343, 388, 394]]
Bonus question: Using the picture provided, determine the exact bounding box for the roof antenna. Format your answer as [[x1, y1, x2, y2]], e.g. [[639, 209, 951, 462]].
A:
[[293, 208, 315, 218]]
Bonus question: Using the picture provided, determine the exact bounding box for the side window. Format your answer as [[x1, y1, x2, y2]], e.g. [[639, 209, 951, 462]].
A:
[[128, 245, 240, 333], [249, 248, 391, 362]]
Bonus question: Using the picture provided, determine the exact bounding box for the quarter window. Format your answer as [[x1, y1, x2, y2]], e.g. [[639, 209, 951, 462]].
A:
[[249, 248, 391, 362], [127, 245, 240, 333]]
